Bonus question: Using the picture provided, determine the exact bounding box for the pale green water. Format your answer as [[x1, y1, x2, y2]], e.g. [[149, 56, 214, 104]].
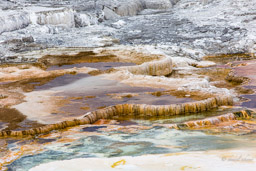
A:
[[6, 116, 256, 171]]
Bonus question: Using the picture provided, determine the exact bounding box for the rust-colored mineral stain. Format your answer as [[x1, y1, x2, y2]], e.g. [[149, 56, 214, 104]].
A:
[[173, 110, 256, 134], [93, 119, 115, 125], [1, 75, 60, 93], [235, 87, 254, 95], [39, 51, 119, 69], [195, 68, 231, 82], [150, 90, 213, 101], [80, 106, 90, 110], [85, 96, 96, 99], [0, 108, 44, 131], [232, 59, 256, 86], [97, 106, 106, 109], [69, 96, 84, 100], [204, 53, 255, 64]]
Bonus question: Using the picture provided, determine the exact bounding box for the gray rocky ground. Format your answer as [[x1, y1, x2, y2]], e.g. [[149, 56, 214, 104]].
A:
[[0, 0, 255, 62]]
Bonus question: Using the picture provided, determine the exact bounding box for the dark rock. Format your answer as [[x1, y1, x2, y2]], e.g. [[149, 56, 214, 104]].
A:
[[231, 26, 240, 31], [22, 36, 34, 43], [98, 18, 104, 23], [4, 39, 22, 44], [221, 36, 232, 42], [222, 28, 228, 35]]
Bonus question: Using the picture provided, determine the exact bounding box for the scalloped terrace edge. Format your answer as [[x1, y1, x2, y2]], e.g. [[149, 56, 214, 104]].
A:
[[0, 95, 233, 137], [0, 46, 239, 137]]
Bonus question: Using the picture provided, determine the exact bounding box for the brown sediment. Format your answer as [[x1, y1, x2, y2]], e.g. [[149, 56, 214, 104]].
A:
[[195, 68, 231, 82], [167, 67, 232, 85], [0, 108, 25, 130], [172, 109, 255, 130], [69, 96, 84, 100], [107, 93, 139, 99], [150, 90, 213, 101], [97, 106, 107, 109], [98, 49, 161, 65], [0, 48, 170, 109], [0, 95, 8, 99], [0, 108, 44, 131], [0, 65, 90, 84], [38, 51, 118, 69], [88, 68, 118, 76], [0, 65, 96, 109], [234, 87, 254, 95], [189, 67, 250, 89], [37, 48, 164, 72], [0, 63, 45, 70], [0, 48, 163, 84], [80, 107, 90, 110], [203, 53, 255, 64], [231, 59, 256, 86], [0, 95, 233, 137], [168, 62, 252, 91], [1, 74, 65, 93], [225, 71, 250, 85], [3, 50, 252, 137], [0, 90, 25, 108], [85, 96, 96, 99]]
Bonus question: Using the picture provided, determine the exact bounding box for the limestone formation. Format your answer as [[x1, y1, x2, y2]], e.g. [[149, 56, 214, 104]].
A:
[[127, 57, 172, 76], [173, 110, 254, 129], [142, 0, 173, 9], [115, 0, 144, 16], [31, 8, 76, 28], [0, 95, 233, 137], [0, 12, 30, 34]]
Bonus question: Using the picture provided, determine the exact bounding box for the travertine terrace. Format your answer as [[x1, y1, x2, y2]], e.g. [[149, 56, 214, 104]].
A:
[[1, 0, 256, 170]]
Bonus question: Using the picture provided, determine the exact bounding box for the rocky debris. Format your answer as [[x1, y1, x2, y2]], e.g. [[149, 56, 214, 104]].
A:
[[31, 8, 76, 27], [0, 94, 7, 99], [75, 12, 97, 26], [4, 36, 34, 44], [142, 0, 174, 9], [114, 0, 144, 16], [0, 0, 255, 60], [102, 6, 119, 20], [0, 56, 37, 63], [111, 20, 126, 29], [21, 36, 34, 43], [0, 11, 30, 34], [0, 36, 45, 58], [0, 0, 16, 10]]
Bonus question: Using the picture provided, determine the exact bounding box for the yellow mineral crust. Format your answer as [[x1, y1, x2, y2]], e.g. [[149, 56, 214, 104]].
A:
[[29, 149, 256, 171], [0, 95, 233, 137]]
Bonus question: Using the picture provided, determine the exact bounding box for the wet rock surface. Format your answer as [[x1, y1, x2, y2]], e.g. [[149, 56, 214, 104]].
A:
[[0, 45, 255, 170], [0, 0, 256, 170], [0, 108, 44, 131]]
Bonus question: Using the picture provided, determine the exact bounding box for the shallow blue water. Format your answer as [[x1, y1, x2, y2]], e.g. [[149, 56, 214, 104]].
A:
[[7, 125, 253, 171]]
